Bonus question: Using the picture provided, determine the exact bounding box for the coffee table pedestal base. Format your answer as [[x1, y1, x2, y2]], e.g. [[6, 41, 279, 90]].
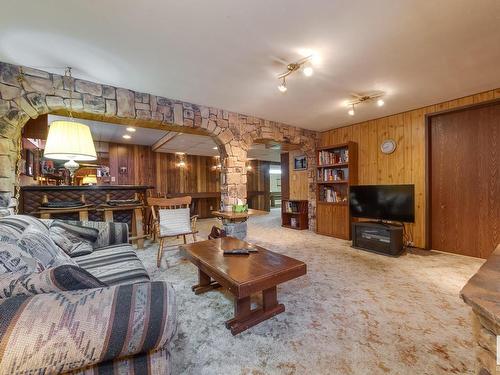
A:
[[192, 272, 286, 335], [225, 302, 285, 335], [226, 286, 285, 335]]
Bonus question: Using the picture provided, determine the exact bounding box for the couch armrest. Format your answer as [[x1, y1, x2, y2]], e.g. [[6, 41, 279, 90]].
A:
[[0, 281, 176, 374], [87, 221, 129, 248], [41, 219, 130, 247], [72, 220, 129, 248]]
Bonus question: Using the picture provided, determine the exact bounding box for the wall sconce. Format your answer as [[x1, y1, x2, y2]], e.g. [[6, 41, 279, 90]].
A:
[[246, 161, 253, 172], [175, 152, 187, 168]]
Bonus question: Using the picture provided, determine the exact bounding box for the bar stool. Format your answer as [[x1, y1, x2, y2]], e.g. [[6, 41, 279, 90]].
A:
[[97, 193, 146, 249], [38, 194, 93, 221]]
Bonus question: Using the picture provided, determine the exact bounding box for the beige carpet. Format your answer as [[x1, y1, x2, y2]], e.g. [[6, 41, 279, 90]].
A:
[[136, 210, 484, 375]]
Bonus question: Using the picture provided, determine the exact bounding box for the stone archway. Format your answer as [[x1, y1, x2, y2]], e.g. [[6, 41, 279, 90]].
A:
[[0, 62, 318, 227]]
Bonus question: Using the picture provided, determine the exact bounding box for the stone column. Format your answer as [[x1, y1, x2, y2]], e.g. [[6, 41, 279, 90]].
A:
[[220, 146, 247, 208], [0, 131, 18, 216]]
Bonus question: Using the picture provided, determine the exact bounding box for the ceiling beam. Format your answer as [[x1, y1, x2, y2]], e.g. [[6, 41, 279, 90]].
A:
[[152, 132, 179, 151]]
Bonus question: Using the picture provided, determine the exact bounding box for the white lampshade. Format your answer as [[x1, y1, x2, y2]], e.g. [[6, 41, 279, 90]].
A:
[[44, 121, 97, 161]]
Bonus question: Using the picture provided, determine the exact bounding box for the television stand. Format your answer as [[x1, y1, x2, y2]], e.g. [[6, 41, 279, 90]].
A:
[[352, 221, 404, 256]]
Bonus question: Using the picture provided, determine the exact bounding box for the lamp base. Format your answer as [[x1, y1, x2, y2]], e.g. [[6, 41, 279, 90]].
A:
[[64, 159, 80, 179]]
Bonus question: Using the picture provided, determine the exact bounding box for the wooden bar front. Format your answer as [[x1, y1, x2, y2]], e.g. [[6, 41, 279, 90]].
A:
[[20, 185, 152, 225]]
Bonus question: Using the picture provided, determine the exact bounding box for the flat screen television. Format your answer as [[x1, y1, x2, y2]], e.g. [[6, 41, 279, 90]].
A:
[[349, 184, 415, 223]]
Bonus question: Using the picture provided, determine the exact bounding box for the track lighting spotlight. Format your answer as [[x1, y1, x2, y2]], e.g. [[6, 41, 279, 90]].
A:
[[277, 54, 317, 91], [303, 66, 314, 77], [278, 78, 287, 93]]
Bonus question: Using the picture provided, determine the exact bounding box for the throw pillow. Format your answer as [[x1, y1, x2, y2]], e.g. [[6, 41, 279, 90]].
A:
[[0, 235, 44, 274], [49, 221, 99, 257], [0, 214, 50, 240], [159, 208, 192, 236], [0, 264, 107, 299], [16, 225, 77, 269]]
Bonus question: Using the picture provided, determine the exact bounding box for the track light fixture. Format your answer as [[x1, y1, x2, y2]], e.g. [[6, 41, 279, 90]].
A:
[[277, 55, 315, 92], [278, 77, 287, 93], [345, 91, 385, 116]]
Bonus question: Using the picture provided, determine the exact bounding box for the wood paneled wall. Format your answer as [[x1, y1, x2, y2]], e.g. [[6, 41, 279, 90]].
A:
[[247, 159, 271, 211], [280, 153, 290, 200], [108, 143, 220, 195], [154, 153, 220, 195], [107, 142, 272, 213], [320, 88, 500, 249], [288, 150, 309, 200], [109, 143, 156, 187]]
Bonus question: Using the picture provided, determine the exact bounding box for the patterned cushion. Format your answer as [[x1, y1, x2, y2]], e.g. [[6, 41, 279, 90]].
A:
[[0, 281, 176, 374], [43, 219, 129, 249], [0, 235, 44, 274], [0, 215, 49, 240], [72, 348, 171, 375], [76, 244, 150, 286], [0, 264, 107, 298], [90, 221, 129, 248], [16, 225, 78, 268], [49, 221, 99, 257], [159, 208, 192, 236]]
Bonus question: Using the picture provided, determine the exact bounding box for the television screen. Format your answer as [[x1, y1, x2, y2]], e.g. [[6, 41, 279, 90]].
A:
[[349, 184, 415, 222]]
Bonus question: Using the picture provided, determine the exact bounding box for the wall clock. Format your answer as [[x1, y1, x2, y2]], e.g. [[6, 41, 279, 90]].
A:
[[380, 139, 397, 154]]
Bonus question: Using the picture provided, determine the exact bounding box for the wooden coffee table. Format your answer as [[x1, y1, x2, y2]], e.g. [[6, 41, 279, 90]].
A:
[[181, 237, 307, 335]]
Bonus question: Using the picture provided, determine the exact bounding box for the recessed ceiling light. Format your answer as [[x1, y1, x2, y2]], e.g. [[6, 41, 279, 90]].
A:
[[303, 66, 314, 77], [377, 99, 385, 107], [122, 134, 131, 139], [126, 127, 136, 132], [212, 146, 218, 150]]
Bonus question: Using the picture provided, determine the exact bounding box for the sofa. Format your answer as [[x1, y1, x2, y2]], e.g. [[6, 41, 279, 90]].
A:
[[0, 215, 177, 374]]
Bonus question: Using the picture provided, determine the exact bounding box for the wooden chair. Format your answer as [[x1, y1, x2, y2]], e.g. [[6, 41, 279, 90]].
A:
[[147, 196, 199, 267]]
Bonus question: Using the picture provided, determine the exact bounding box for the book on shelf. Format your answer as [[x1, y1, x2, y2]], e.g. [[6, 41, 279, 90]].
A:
[[317, 168, 349, 182], [319, 186, 346, 203], [318, 148, 349, 166], [283, 201, 301, 213]]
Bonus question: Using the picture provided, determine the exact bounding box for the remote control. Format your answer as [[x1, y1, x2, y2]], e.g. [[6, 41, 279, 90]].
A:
[[223, 250, 250, 255]]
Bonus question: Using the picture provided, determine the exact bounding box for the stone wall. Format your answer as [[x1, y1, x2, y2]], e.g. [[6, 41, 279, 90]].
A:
[[0, 62, 319, 228]]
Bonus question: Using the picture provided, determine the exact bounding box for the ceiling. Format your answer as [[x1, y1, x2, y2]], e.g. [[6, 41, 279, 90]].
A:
[[4, 1, 500, 131], [48, 115, 281, 161]]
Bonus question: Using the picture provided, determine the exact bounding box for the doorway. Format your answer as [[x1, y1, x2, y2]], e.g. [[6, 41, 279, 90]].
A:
[[429, 101, 499, 258]]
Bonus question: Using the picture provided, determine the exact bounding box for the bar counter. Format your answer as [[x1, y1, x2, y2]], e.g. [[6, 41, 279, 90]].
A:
[[20, 185, 153, 223]]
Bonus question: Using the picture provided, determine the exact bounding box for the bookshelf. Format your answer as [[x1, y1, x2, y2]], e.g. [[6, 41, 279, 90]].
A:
[[316, 142, 357, 239], [282, 200, 308, 230]]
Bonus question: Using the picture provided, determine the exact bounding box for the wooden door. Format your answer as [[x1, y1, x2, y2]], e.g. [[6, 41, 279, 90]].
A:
[[430, 102, 499, 258], [281, 152, 290, 201]]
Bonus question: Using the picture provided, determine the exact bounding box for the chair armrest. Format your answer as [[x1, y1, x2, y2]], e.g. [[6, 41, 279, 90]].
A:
[[0, 281, 177, 374], [190, 215, 199, 232]]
